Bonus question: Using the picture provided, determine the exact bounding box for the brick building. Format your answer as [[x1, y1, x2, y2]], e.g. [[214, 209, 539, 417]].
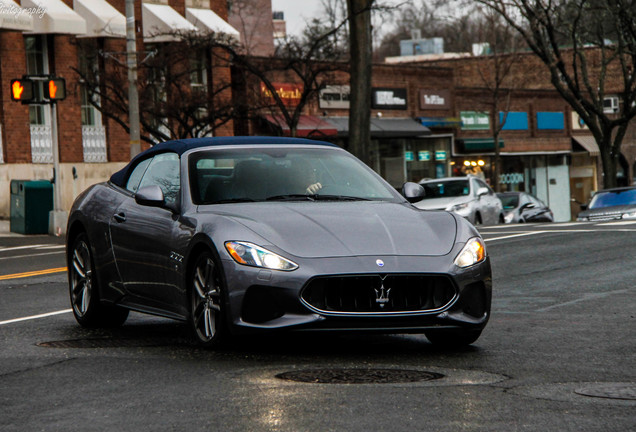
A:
[[0, 0, 238, 219]]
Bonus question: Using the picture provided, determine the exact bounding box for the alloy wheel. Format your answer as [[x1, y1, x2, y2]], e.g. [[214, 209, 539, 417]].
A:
[[191, 255, 222, 343]]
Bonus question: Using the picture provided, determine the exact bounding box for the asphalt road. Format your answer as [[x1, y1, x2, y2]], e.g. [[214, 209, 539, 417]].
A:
[[0, 221, 634, 431]]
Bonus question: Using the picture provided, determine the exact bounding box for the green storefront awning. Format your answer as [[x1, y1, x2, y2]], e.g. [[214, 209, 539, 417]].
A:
[[460, 138, 504, 151]]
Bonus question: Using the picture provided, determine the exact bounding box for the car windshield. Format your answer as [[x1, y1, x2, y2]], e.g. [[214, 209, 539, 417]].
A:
[[589, 188, 636, 209], [189, 147, 401, 204], [498, 194, 519, 210], [420, 180, 470, 199]]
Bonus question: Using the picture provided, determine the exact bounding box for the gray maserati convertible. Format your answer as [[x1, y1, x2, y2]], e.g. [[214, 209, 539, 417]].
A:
[[66, 137, 491, 347]]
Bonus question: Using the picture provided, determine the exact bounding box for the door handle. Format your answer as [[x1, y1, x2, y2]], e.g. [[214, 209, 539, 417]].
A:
[[113, 213, 126, 223]]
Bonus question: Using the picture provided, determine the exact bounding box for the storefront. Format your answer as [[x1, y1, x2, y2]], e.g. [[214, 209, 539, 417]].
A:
[[455, 111, 572, 221]]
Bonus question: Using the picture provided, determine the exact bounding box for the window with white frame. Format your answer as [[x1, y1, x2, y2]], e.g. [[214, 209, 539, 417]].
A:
[[25, 35, 53, 163], [79, 40, 107, 162]]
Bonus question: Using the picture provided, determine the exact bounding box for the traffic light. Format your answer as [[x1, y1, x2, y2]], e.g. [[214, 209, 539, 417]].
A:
[[10, 79, 34, 102], [44, 78, 66, 101]]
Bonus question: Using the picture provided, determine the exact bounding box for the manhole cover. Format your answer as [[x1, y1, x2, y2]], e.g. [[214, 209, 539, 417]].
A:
[[575, 383, 636, 401], [275, 368, 444, 384], [37, 338, 171, 348]]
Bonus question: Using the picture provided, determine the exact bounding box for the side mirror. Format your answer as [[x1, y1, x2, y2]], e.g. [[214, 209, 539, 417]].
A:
[[135, 185, 165, 207], [402, 182, 425, 203], [520, 203, 536, 210], [476, 187, 489, 197]]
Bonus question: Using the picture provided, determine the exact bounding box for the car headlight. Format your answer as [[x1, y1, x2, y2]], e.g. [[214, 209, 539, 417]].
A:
[[504, 212, 514, 223], [447, 202, 469, 212], [225, 241, 298, 271], [454, 237, 486, 268]]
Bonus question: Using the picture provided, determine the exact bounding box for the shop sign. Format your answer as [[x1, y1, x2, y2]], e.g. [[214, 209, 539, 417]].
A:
[[460, 111, 490, 130], [499, 173, 525, 185], [405, 151, 414, 161], [319, 85, 350, 109], [419, 89, 450, 110], [418, 151, 431, 161], [435, 150, 447, 161], [261, 83, 303, 106], [372, 88, 407, 110]]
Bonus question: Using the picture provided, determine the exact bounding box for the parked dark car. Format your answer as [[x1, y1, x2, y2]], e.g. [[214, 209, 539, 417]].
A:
[[66, 137, 492, 348], [576, 186, 636, 221], [497, 192, 554, 223]]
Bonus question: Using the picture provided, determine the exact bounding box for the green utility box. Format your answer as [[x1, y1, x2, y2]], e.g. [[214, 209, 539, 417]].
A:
[[10, 180, 53, 234]]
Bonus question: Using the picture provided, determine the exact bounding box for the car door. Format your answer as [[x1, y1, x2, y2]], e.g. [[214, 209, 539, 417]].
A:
[[475, 178, 500, 224], [109, 152, 181, 307]]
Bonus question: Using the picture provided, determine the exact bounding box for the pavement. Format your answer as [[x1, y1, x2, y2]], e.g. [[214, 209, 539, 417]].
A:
[[0, 218, 58, 238]]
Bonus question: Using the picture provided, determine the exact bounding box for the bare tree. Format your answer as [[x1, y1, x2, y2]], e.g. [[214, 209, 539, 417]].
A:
[[470, 8, 531, 191], [477, 0, 636, 188], [347, 0, 374, 165], [75, 34, 237, 144]]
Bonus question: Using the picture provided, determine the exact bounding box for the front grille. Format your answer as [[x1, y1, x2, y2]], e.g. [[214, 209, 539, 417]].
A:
[[301, 274, 456, 314], [588, 213, 622, 221]]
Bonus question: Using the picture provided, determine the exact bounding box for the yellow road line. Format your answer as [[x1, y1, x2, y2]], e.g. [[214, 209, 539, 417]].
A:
[[0, 267, 67, 281]]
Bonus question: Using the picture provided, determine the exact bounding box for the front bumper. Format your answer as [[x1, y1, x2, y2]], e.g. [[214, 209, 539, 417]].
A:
[[220, 253, 492, 335]]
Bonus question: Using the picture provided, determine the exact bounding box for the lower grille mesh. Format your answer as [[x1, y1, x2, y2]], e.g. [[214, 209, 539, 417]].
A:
[[301, 274, 456, 314]]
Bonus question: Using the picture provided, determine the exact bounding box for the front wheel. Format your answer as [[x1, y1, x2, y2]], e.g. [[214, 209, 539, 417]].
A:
[[424, 328, 483, 348], [189, 251, 227, 347], [69, 232, 128, 327]]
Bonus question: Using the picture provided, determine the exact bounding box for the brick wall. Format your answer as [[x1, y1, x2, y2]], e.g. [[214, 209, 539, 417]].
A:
[[0, 32, 30, 163]]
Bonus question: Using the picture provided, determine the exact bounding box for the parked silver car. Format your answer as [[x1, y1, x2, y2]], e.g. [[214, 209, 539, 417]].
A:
[[415, 176, 504, 225]]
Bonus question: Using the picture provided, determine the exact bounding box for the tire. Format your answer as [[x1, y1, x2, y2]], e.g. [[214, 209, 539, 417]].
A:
[[474, 213, 482, 225], [68, 232, 129, 328], [424, 328, 483, 348], [189, 251, 227, 347], [498, 214, 505, 224]]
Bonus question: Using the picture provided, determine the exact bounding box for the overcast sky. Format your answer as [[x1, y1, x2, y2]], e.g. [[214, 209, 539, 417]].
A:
[[271, 0, 405, 38], [270, 0, 325, 37]]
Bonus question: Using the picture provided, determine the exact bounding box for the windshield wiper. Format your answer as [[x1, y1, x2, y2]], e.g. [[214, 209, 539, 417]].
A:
[[312, 195, 370, 201], [266, 194, 315, 201], [209, 198, 257, 204]]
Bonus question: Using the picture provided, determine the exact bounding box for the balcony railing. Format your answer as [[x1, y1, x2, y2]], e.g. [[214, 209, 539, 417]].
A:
[[82, 125, 108, 162], [30, 125, 53, 163]]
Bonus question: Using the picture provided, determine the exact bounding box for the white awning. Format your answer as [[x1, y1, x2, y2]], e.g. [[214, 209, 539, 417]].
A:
[[22, 0, 86, 35], [572, 135, 600, 156], [185, 8, 239, 41], [0, 0, 33, 31], [142, 3, 197, 43], [74, 0, 126, 38]]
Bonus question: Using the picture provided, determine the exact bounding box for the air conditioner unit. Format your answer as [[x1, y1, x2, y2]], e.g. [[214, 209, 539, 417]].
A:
[[603, 96, 619, 114]]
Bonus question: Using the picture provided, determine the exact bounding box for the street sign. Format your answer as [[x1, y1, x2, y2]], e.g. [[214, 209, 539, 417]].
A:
[[44, 78, 66, 101], [10, 79, 34, 102]]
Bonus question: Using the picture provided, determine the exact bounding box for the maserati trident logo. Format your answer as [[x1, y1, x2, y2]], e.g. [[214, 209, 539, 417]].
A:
[[374, 275, 391, 308]]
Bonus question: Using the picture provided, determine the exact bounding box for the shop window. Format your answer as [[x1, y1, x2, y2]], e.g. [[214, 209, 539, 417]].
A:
[[499, 112, 528, 130]]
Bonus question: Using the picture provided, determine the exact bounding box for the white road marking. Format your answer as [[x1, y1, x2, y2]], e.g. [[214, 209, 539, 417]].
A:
[[0, 251, 66, 261], [484, 231, 546, 242], [537, 289, 630, 312], [0, 244, 47, 253], [36, 245, 65, 250], [595, 220, 636, 226], [548, 222, 587, 227], [0, 309, 72, 326]]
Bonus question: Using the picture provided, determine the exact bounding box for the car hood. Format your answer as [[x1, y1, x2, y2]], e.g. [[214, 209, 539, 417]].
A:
[[200, 201, 457, 258], [414, 196, 470, 210]]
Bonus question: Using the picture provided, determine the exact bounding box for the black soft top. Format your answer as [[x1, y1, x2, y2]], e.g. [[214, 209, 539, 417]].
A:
[[109, 136, 337, 187]]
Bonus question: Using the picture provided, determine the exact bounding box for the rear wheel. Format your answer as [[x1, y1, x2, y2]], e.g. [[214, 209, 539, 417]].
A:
[[424, 328, 482, 348], [473, 213, 482, 225], [69, 232, 128, 327], [189, 251, 227, 347]]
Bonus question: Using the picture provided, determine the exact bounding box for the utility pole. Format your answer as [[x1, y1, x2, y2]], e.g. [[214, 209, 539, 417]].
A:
[[126, 0, 141, 158]]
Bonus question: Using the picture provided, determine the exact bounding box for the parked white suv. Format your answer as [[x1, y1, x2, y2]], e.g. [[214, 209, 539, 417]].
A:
[[415, 176, 504, 225]]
